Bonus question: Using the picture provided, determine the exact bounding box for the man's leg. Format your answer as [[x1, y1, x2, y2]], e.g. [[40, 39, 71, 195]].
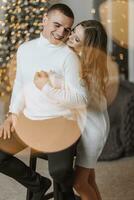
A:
[[0, 132, 51, 196], [48, 143, 76, 200]]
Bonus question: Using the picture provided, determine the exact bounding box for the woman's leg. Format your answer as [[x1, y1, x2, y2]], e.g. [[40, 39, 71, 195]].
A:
[[88, 169, 102, 200], [74, 166, 102, 200]]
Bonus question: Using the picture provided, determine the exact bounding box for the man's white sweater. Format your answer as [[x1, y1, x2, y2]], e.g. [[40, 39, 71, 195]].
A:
[[9, 34, 87, 119]]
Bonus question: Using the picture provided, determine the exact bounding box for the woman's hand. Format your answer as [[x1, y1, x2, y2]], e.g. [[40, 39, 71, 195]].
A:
[[34, 71, 49, 90]]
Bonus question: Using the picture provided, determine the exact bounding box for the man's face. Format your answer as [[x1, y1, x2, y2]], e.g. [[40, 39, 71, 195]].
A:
[[43, 10, 73, 45]]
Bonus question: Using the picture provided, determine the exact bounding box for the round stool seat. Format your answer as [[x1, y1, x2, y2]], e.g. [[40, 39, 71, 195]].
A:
[[15, 113, 80, 153]]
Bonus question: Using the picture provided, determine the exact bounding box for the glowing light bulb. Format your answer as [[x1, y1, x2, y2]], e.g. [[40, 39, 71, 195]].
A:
[[91, 8, 96, 14]]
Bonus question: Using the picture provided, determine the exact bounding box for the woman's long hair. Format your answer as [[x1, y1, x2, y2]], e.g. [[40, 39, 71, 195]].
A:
[[77, 20, 109, 111]]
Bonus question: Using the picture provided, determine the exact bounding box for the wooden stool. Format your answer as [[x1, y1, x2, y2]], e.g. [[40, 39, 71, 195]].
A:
[[15, 113, 81, 200]]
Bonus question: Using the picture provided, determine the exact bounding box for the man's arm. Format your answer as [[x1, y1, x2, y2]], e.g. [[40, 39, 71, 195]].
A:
[[9, 46, 24, 114], [39, 53, 88, 108], [0, 46, 24, 139]]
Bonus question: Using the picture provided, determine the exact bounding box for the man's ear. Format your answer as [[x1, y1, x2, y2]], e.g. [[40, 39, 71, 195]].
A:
[[42, 13, 48, 26]]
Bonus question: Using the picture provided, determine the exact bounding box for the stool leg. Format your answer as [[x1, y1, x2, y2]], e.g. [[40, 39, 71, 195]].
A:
[[26, 191, 33, 200], [53, 181, 63, 200], [26, 156, 37, 200], [53, 181, 59, 200], [29, 156, 37, 171]]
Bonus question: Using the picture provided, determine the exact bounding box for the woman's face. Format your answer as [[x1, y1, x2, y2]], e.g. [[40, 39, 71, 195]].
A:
[[67, 24, 85, 54]]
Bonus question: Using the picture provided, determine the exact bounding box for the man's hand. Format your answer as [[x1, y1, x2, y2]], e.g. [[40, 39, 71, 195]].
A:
[[34, 71, 49, 90], [0, 114, 17, 140]]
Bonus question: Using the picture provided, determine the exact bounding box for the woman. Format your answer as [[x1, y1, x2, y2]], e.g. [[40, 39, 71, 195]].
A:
[[66, 20, 109, 200], [12, 19, 109, 200]]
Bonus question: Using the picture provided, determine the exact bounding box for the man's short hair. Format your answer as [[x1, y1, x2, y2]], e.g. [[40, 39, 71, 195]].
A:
[[47, 3, 74, 19]]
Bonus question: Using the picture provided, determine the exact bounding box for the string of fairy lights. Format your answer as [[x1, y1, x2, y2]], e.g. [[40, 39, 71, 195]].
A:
[[0, 0, 49, 97]]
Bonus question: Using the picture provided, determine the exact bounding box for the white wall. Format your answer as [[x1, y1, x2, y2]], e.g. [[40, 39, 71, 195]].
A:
[[128, 0, 134, 82], [50, 0, 94, 25]]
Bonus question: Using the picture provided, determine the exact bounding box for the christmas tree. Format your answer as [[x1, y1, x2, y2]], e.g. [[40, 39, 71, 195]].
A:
[[0, 0, 50, 97]]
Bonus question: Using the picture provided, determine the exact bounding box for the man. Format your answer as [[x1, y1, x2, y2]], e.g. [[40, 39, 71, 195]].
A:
[[0, 4, 87, 200]]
